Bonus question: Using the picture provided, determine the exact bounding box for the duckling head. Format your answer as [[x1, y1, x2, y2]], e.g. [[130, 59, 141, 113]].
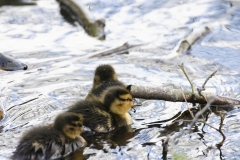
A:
[[93, 64, 117, 87], [104, 87, 133, 116], [53, 112, 83, 139]]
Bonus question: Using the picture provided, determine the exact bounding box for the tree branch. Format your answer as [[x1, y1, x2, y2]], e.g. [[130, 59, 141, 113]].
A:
[[129, 85, 240, 106]]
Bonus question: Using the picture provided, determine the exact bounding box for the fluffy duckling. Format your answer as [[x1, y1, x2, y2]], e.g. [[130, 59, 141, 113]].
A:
[[12, 112, 86, 160], [92, 64, 119, 87], [86, 64, 126, 102], [68, 87, 133, 132], [0, 52, 27, 71]]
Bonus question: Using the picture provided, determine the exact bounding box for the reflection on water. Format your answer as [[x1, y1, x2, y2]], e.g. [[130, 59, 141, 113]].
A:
[[0, 0, 240, 159]]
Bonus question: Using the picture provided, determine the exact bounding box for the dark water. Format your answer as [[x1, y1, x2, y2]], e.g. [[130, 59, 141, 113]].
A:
[[0, 0, 240, 159]]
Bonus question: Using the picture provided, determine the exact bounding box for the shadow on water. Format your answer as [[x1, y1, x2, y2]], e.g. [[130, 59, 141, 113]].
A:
[[65, 104, 232, 159]]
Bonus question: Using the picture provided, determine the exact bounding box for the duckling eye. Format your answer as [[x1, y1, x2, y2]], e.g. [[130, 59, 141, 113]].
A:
[[126, 98, 132, 101], [119, 97, 132, 101], [69, 127, 75, 131]]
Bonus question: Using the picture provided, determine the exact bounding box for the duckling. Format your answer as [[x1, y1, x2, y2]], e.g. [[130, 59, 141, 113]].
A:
[[11, 112, 86, 160], [92, 64, 119, 87], [103, 86, 133, 127], [0, 52, 27, 71], [68, 87, 133, 132], [86, 64, 126, 102], [68, 100, 112, 132]]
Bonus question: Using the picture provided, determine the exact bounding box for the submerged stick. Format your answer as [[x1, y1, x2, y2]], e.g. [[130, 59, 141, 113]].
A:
[[129, 85, 240, 106], [216, 111, 226, 148], [57, 0, 105, 40]]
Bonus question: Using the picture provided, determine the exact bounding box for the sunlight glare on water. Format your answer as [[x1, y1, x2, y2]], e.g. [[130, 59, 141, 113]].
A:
[[0, 0, 240, 159]]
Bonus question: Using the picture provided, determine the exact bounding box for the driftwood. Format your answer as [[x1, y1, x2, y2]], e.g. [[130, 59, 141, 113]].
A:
[[89, 42, 147, 58], [175, 26, 210, 54], [129, 85, 240, 106], [0, 53, 28, 71], [57, 0, 105, 40]]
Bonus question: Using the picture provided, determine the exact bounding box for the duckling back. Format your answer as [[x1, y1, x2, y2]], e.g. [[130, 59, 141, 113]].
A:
[[12, 126, 65, 160], [68, 100, 113, 132], [86, 64, 125, 102], [93, 64, 118, 87], [12, 112, 86, 160]]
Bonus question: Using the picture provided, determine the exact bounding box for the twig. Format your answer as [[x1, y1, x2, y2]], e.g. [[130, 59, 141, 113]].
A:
[[189, 98, 214, 129], [178, 63, 195, 101], [180, 87, 194, 119], [89, 42, 147, 58], [162, 138, 169, 160], [216, 111, 226, 148], [197, 70, 218, 98], [202, 70, 218, 89]]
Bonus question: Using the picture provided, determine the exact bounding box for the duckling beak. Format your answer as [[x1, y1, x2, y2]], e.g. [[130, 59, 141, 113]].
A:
[[0, 53, 28, 71]]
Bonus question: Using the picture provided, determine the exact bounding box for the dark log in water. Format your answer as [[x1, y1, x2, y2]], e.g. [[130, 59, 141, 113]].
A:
[[130, 85, 240, 106]]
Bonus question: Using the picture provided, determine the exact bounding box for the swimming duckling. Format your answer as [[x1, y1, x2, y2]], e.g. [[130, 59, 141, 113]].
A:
[[68, 87, 133, 132], [11, 112, 86, 160], [86, 64, 126, 102], [92, 64, 119, 87]]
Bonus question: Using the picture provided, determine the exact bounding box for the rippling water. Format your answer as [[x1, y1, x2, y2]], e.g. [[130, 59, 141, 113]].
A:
[[0, 0, 240, 159]]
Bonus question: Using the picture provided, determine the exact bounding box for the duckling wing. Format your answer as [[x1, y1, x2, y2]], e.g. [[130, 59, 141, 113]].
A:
[[89, 81, 125, 97], [68, 100, 113, 132], [12, 126, 65, 160]]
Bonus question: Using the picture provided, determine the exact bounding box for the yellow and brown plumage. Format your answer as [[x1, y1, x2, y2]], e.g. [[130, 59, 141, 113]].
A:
[[86, 64, 126, 102], [68, 86, 133, 132], [11, 112, 86, 160]]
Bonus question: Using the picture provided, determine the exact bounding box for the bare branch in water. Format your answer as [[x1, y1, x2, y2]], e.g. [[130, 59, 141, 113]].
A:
[[175, 26, 210, 54], [129, 85, 240, 106], [189, 98, 214, 129], [89, 42, 147, 58], [162, 138, 169, 160], [178, 63, 195, 101], [197, 70, 218, 97], [215, 110, 226, 148], [180, 87, 194, 119]]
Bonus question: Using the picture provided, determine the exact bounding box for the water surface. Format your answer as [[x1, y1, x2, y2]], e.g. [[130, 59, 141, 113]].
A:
[[0, 0, 240, 159]]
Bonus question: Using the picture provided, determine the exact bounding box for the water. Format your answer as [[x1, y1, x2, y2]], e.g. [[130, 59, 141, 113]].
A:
[[0, 0, 240, 159]]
